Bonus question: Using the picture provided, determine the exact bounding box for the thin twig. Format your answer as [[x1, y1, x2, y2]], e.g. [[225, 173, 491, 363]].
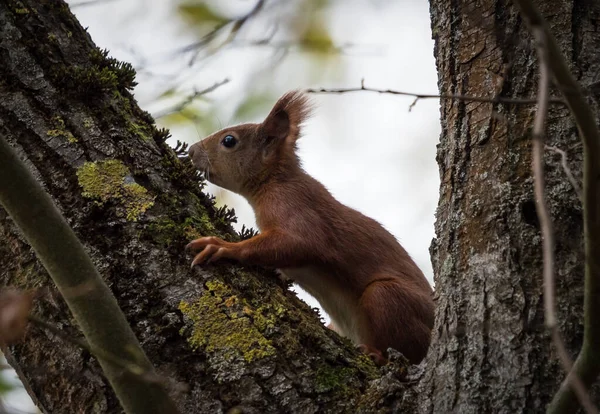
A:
[[175, 0, 266, 65], [69, 0, 118, 8], [545, 145, 583, 202], [306, 78, 565, 110], [514, 0, 600, 412], [153, 78, 230, 119], [530, 26, 597, 414]]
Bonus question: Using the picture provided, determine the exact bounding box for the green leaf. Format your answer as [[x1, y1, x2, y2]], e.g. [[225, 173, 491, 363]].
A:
[[300, 19, 335, 54], [158, 87, 177, 99], [178, 2, 229, 26]]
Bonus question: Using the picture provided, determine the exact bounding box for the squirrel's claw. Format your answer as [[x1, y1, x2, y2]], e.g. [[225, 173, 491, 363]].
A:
[[187, 236, 224, 252], [190, 243, 232, 267], [190, 244, 219, 267]]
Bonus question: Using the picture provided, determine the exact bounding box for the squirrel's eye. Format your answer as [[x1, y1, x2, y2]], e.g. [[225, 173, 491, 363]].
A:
[[221, 135, 237, 148]]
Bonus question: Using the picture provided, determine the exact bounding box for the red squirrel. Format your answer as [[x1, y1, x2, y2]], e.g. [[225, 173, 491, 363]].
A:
[[186, 91, 434, 364]]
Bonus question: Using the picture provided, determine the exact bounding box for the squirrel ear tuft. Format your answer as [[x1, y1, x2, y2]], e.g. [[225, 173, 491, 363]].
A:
[[262, 91, 312, 144]]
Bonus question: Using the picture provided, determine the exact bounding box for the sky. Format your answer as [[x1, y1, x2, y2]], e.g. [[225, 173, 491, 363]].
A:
[[3, 0, 440, 410]]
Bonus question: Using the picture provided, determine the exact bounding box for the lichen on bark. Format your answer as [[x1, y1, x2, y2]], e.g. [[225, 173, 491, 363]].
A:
[[76, 159, 155, 221], [179, 280, 277, 363]]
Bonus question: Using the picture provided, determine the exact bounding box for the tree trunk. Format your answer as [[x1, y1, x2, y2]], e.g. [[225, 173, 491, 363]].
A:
[[419, 0, 599, 412], [0, 1, 390, 413]]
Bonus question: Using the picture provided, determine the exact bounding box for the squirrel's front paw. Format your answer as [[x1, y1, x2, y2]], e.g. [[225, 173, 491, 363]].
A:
[[186, 236, 226, 251], [190, 244, 229, 267], [187, 237, 231, 267]]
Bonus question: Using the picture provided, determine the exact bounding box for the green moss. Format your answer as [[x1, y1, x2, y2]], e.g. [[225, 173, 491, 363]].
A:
[[197, 213, 215, 233], [353, 354, 379, 379], [161, 154, 191, 182], [179, 280, 276, 362], [83, 118, 94, 128], [70, 66, 118, 93], [76, 160, 154, 221], [153, 128, 171, 144], [89, 48, 137, 90], [47, 116, 77, 143], [52, 48, 138, 96], [47, 33, 57, 42], [127, 122, 152, 140], [314, 365, 355, 393], [147, 218, 180, 247], [14, 7, 29, 14], [109, 91, 134, 122], [146, 215, 214, 248]]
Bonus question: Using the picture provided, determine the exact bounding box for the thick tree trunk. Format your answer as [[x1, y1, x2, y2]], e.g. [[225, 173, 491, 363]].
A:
[[0, 2, 392, 413], [420, 0, 599, 412]]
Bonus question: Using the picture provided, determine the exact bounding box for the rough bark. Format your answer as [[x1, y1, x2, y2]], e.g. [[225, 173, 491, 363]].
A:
[[0, 1, 399, 413], [419, 0, 600, 412]]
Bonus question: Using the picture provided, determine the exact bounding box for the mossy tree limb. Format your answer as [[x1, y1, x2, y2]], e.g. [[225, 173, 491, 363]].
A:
[[0, 1, 388, 413]]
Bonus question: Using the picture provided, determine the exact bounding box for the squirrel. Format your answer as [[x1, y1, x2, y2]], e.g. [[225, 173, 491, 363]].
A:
[[186, 91, 434, 364]]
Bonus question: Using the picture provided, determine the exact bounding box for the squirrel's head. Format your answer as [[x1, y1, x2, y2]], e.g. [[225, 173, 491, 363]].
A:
[[188, 91, 312, 197]]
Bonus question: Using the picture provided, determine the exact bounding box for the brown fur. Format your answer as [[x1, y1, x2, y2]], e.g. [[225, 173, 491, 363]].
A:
[[187, 91, 434, 364]]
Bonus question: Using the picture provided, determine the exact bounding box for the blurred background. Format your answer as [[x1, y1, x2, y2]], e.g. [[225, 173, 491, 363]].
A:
[[2, 0, 440, 411]]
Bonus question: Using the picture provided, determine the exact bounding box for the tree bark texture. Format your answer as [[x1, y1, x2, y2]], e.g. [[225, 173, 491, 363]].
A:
[[0, 1, 396, 413], [420, 0, 600, 412]]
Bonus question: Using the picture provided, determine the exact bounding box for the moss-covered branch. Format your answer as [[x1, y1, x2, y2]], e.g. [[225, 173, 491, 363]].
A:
[[0, 134, 179, 414]]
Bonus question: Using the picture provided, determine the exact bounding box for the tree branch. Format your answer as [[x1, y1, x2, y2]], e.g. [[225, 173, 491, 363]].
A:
[[529, 25, 597, 414], [175, 0, 266, 65], [69, 0, 118, 8], [545, 145, 582, 202], [514, 0, 600, 412], [0, 135, 179, 414], [153, 78, 230, 119], [306, 79, 566, 110]]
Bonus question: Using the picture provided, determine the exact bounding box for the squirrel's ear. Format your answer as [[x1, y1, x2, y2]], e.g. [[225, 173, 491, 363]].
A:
[[262, 91, 312, 145]]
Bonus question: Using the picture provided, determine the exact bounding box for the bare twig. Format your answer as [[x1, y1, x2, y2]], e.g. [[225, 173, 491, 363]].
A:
[[514, 0, 600, 412], [230, 39, 362, 55], [306, 78, 565, 110], [529, 26, 595, 414], [69, 0, 118, 8], [153, 78, 230, 119], [545, 145, 582, 202], [523, 9, 598, 414], [175, 0, 266, 65]]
